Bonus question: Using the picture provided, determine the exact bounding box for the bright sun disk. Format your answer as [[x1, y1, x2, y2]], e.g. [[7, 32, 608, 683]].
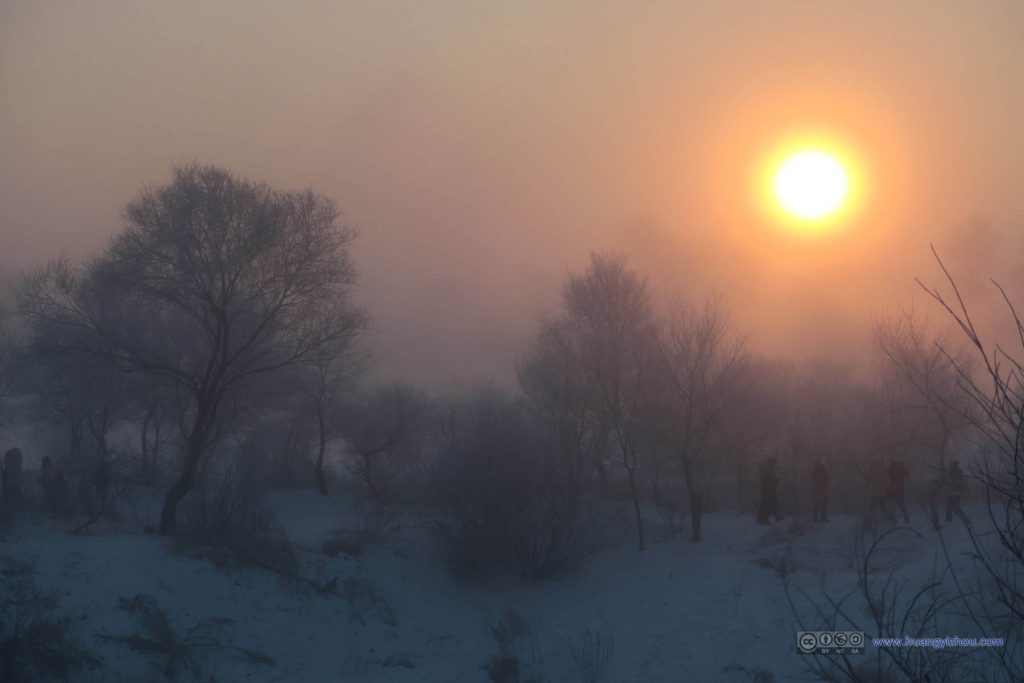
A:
[[773, 150, 850, 221]]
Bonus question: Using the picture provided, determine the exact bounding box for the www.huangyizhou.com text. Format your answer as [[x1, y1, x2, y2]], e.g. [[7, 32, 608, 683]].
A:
[[873, 636, 1005, 649]]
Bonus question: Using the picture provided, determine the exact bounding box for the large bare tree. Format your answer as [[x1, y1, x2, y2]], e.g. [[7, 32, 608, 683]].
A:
[[559, 252, 656, 551], [917, 249, 1024, 680], [0, 305, 15, 404], [872, 307, 972, 475], [20, 164, 367, 533], [649, 297, 751, 542], [518, 313, 605, 516]]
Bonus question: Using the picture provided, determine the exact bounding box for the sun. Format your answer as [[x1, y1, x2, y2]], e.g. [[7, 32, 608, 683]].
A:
[[773, 150, 850, 221]]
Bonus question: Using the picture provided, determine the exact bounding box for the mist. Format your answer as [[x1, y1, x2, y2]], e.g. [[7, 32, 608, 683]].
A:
[[5, 4, 1024, 682], [3, 1, 1023, 388]]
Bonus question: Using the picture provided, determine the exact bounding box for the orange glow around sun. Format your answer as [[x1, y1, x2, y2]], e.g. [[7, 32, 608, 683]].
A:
[[757, 134, 865, 236]]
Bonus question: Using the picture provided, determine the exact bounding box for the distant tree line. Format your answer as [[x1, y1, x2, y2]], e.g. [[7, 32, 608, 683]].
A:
[[0, 163, 1010, 567]]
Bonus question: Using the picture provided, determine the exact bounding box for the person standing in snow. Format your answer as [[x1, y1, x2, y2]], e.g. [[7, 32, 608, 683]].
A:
[[2, 447, 23, 510], [756, 457, 783, 524], [865, 457, 892, 526], [944, 460, 971, 527], [1, 448, 23, 535], [811, 459, 829, 522], [888, 459, 910, 524]]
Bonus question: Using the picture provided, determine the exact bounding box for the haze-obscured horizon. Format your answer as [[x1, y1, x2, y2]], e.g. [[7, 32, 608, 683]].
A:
[[3, 1, 1023, 388]]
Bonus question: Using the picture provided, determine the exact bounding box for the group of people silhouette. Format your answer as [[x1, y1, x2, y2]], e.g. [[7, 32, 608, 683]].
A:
[[1, 447, 69, 518], [756, 456, 972, 528], [1, 447, 112, 524]]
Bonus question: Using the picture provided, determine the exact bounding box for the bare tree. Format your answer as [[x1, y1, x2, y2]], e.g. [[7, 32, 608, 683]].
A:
[[432, 388, 588, 579], [307, 344, 367, 496], [776, 359, 878, 519], [342, 382, 427, 502], [518, 314, 601, 516], [16, 318, 131, 477], [131, 375, 176, 487], [0, 304, 15, 404], [19, 164, 367, 534], [785, 527, 972, 683], [872, 307, 975, 528], [649, 298, 751, 541], [873, 308, 973, 469], [917, 248, 1024, 679], [559, 252, 656, 551]]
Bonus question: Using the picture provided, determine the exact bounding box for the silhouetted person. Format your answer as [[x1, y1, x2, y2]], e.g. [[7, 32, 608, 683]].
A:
[[2, 447, 23, 510], [811, 459, 829, 522], [866, 457, 892, 526], [756, 457, 783, 524], [38, 456, 67, 515], [944, 460, 971, 527], [1, 448, 24, 536], [888, 459, 910, 523]]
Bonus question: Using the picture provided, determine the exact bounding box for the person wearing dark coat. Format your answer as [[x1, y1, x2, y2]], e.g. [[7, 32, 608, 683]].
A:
[[2, 447, 23, 510], [756, 458, 783, 524], [888, 459, 910, 523], [811, 459, 829, 522], [1, 448, 23, 534]]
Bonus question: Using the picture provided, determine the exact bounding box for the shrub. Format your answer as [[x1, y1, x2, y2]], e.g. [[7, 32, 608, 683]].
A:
[[483, 610, 548, 683], [338, 578, 398, 627], [487, 655, 520, 683], [567, 629, 614, 683], [98, 593, 274, 680], [176, 461, 297, 576], [0, 557, 99, 681], [485, 609, 539, 683], [435, 482, 590, 580], [321, 503, 401, 559], [510, 492, 586, 580], [431, 390, 592, 580]]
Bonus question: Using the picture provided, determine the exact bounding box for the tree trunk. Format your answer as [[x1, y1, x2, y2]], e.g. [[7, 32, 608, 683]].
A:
[[596, 459, 610, 497], [562, 441, 582, 520], [140, 408, 152, 485], [689, 491, 703, 542], [159, 403, 213, 535], [565, 408, 587, 517], [593, 428, 611, 497], [316, 403, 328, 496], [69, 417, 83, 463], [94, 427, 108, 462], [625, 461, 645, 551], [736, 460, 745, 514], [362, 453, 381, 503], [159, 446, 199, 535], [681, 454, 702, 542]]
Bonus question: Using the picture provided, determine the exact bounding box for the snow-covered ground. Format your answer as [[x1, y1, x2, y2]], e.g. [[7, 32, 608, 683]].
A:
[[1, 492, 982, 682]]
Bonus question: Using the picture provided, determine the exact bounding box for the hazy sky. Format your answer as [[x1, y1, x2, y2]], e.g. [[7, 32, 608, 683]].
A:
[[2, 1, 1023, 387]]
